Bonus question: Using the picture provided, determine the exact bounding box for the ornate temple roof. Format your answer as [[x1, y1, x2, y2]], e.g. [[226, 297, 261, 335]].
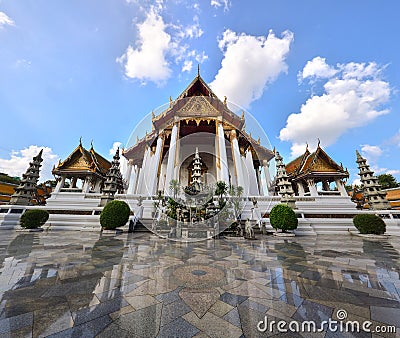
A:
[[123, 72, 274, 163], [52, 141, 111, 177], [286, 144, 348, 181], [151, 72, 245, 131]]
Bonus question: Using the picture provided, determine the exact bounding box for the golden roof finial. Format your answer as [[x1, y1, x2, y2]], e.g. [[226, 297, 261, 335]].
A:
[[136, 136, 139, 144], [317, 138, 321, 148], [152, 110, 155, 119], [197, 64, 200, 77], [169, 96, 173, 108], [90, 140, 94, 149], [79, 136, 82, 146], [224, 96, 227, 106], [241, 111, 245, 120], [257, 137, 260, 144]]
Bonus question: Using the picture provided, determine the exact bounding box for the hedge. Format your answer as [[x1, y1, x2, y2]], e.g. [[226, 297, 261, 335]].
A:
[[353, 214, 386, 235], [20, 209, 49, 229], [270, 204, 298, 232], [100, 200, 130, 230]]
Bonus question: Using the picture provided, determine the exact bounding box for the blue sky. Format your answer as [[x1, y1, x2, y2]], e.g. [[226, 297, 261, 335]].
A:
[[0, 0, 399, 184]]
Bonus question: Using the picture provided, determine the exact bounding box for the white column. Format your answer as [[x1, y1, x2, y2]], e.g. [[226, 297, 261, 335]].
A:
[[82, 177, 90, 193], [94, 179, 102, 193], [256, 167, 262, 195], [297, 182, 305, 196], [262, 160, 272, 196], [150, 135, 164, 195], [128, 165, 138, 194], [137, 146, 151, 195], [216, 121, 229, 183], [124, 160, 133, 191], [245, 149, 259, 196], [54, 176, 65, 193], [164, 122, 179, 196], [335, 178, 348, 197], [307, 178, 318, 197], [230, 130, 245, 188], [133, 167, 140, 194]]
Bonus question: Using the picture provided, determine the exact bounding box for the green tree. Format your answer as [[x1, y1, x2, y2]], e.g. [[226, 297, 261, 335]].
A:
[[215, 181, 228, 199], [377, 174, 400, 189], [169, 179, 181, 199]]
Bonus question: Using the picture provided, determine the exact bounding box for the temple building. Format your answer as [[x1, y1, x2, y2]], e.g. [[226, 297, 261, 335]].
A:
[[285, 143, 349, 197], [51, 141, 111, 194], [1, 71, 398, 237], [122, 72, 274, 198]]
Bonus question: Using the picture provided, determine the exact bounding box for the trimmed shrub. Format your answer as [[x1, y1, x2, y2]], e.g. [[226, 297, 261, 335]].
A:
[[100, 200, 130, 230], [270, 204, 298, 232], [353, 214, 386, 235], [20, 209, 49, 229]]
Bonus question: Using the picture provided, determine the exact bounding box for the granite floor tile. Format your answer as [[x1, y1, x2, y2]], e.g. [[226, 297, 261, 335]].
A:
[[157, 317, 200, 338], [1, 232, 400, 337]]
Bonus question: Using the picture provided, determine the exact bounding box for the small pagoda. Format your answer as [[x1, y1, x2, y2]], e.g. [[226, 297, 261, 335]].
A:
[[275, 150, 296, 209], [100, 147, 124, 206], [190, 148, 203, 192], [9, 149, 43, 206], [356, 150, 391, 210]]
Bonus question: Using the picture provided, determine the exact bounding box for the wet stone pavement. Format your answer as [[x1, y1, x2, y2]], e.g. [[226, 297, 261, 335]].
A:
[[0, 231, 400, 337]]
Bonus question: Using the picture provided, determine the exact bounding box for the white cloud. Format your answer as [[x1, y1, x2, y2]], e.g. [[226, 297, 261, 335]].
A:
[[118, 7, 207, 83], [109, 141, 122, 156], [182, 60, 193, 72], [280, 59, 391, 157], [210, 29, 293, 108], [117, 8, 172, 83], [0, 146, 58, 182], [361, 144, 382, 163], [299, 56, 337, 82], [210, 0, 230, 11], [0, 12, 14, 29], [388, 130, 400, 148], [183, 16, 203, 39], [386, 169, 400, 176]]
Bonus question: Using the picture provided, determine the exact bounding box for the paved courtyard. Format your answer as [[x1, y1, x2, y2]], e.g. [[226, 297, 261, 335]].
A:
[[0, 231, 399, 337]]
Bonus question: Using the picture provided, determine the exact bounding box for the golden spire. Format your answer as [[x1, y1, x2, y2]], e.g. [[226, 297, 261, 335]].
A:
[[241, 111, 245, 120], [169, 96, 173, 108], [224, 96, 227, 106], [257, 137, 260, 144], [152, 110, 155, 119], [79, 136, 82, 147], [197, 64, 200, 77]]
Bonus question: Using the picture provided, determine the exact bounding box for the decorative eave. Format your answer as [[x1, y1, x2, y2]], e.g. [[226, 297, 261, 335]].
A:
[[52, 142, 111, 177], [151, 74, 245, 131], [287, 144, 349, 181], [123, 131, 157, 165]]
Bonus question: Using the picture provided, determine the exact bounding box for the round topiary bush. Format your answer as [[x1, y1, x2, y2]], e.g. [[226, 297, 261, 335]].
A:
[[100, 200, 130, 230], [20, 209, 49, 229], [270, 204, 298, 232], [353, 214, 386, 235]]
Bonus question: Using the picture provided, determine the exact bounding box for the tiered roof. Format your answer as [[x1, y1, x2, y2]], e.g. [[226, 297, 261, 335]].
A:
[[123, 72, 274, 164], [286, 144, 348, 181], [52, 141, 111, 177]]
